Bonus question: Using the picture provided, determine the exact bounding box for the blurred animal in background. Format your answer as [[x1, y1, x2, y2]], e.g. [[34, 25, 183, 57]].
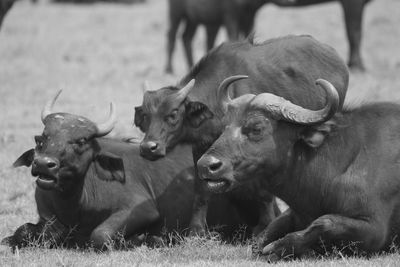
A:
[[166, 0, 371, 73], [197, 79, 400, 259], [0, 0, 14, 30], [135, 35, 349, 237], [165, 0, 267, 74], [2, 91, 257, 250], [271, 0, 372, 71]]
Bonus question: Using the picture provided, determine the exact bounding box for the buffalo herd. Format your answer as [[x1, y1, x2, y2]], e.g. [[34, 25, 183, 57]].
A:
[[2, 0, 400, 263]]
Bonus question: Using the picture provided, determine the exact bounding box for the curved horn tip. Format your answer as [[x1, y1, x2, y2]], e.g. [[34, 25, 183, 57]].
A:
[[95, 102, 117, 137], [41, 89, 63, 123], [217, 75, 250, 108], [177, 79, 195, 100], [315, 79, 340, 100], [187, 79, 195, 86]]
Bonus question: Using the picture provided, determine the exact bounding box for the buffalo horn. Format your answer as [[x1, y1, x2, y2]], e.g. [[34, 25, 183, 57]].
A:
[[95, 102, 117, 137], [176, 79, 195, 102], [41, 89, 62, 124], [256, 79, 339, 125], [218, 75, 249, 108]]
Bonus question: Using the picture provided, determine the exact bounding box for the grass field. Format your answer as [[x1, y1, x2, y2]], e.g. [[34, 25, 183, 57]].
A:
[[1, 0, 400, 265]]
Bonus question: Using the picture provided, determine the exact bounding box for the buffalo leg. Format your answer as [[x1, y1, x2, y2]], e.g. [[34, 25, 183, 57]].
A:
[[224, 14, 239, 41], [253, 208, 297, 255], [2, 219, 68, 249], [240, 13, 256, 39], [261, 214, 386, 261], [1, 223, 43, 249], [252, 196, 278, 236], [205, 25, 219, 51], [165, 9, 182, 74], [182, 21, 198, 70], [188, 181, 212, 235], [90, 204, 159, 250], [341, 0, 367, 71]]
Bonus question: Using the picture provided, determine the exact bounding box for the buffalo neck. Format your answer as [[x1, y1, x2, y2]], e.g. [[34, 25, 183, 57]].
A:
[[265, 112, 361, 218]]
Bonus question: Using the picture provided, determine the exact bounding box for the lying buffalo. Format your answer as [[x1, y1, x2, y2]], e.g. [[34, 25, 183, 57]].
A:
[[135, 35, 349, 236], [2, 91, 255, 250], [166, 0, 370, 73], [198, 78, 400, 259]]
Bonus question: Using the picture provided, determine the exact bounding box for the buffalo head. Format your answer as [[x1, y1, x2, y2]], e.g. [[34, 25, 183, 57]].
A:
[[134, 79, 214, 160], [13, 91, 124, 193], [197, 79, 339, 193]]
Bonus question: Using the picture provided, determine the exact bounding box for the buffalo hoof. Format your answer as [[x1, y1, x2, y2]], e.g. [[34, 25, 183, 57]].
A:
[[261, 234, 305, 261], [348, 60, 365, 72], [145, 235, 165, 247], [188, 225, 207, 237]]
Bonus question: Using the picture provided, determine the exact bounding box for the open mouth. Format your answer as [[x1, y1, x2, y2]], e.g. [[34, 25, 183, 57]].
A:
[[36, 175, 57, 190], [203, 179, 230, 193]]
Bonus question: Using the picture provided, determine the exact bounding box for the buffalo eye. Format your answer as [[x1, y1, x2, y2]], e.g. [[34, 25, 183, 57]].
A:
[[34, 135, 44, 149], [243, 123, 265, 141], [76, 138, 87, 147], [165, 109, 179, 125]]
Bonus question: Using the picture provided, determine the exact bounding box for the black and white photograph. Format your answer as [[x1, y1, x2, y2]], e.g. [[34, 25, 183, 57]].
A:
[[1, 0, 400, 265]]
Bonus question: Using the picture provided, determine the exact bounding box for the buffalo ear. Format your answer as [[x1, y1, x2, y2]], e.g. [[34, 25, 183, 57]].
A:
[[300, 121, 334, 148], [185, 101, 214, 128], [13, 149, 35, 168], [134, 106, 146, 133], [94, 152, 125, 183]]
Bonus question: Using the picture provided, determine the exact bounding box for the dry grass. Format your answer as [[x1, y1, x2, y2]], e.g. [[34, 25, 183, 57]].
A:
[[1, 0, 400, 265]]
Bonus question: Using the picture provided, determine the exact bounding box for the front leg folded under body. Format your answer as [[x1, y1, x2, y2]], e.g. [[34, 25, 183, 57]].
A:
[[261, 213, 387, 261], [2, 217, 69, 250], [90, 200, 160, 250]]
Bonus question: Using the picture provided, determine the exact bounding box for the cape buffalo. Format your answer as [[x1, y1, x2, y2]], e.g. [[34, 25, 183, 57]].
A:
[[166, 0, 370, 73], [198, 78, 400, 259], [135, 35, 349, 235], [2, 91, 255, 250]]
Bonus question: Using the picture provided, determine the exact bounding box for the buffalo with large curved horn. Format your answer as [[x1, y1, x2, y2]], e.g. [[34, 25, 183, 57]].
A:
[[217, 75, 249, 109], [251, 79, 339, 125], [41, 90, 117, 137]]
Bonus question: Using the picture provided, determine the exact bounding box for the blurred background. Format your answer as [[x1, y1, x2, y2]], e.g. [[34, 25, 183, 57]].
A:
[[0, 0, 399, 246]]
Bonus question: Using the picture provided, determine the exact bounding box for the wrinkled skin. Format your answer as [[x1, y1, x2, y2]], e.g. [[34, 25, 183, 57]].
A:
[[136, 35, 349, 237], [166, 0, 371, 73], [198, 90, 400, 260], [2, 111, 253, 251]]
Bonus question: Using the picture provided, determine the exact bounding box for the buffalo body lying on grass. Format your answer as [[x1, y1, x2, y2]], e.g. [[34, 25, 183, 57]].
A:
[[198, 78, 400, 259], [135, 35, 349, 236], [2, 92, 254, 250]]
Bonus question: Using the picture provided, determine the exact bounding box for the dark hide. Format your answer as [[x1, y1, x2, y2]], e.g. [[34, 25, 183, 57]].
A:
[[198, 96, 400, 259], [136, 35, 349, 236], [2, 113, 256, 250]]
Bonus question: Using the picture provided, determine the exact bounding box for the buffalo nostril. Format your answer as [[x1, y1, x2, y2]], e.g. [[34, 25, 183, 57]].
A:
[[209, 161, 223, 172], [148, 142, 158, 152]]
